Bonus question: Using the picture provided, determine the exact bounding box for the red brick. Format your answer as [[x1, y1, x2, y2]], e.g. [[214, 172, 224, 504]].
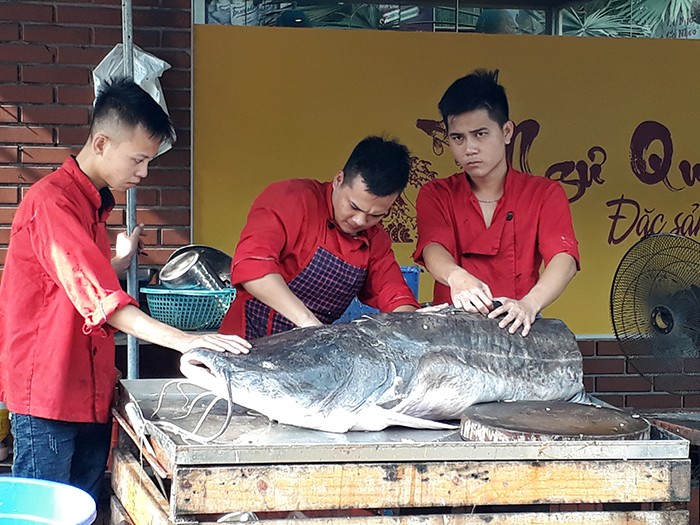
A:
[[133, 9, 190, 29], [22, 64, 90, 85], [56, 45, 112, 66], [56, 85, 95, 105], [654, 374, 700, 393], [155, 49, 191, 70], [160, 189, 189, 206], [106, 209, 125, 225], [0, 248, 7, 265], [56, 6, 123, 26], [160, 69, 191, 90], [143, 169, 189, 186], [625, 394, 683, 409], [592, 394, 625, 407], [0, 227, 10, 244], [135, 30, 164, 48], [0, 146, 18, 163], [170, 110, 191, 130], [683, 358, 700, 373], [162, 90, 191, 111], [596, 339, 624, 356], [0, 165, 51, 184], [0, 4, 54, 23], [161, 227, 190, 245], [583, 376, 594, 392], [582, 357, 625, 375], [151, 148, 190, 168], [0, 125, 53, 144], [138, 247, 174, 266], [138, 208, 190, 226], [20, 146, 77, 164], [90, 28, 121, 47], [0, 209, 16, 225], [162, 30, 191, 48], [0, 64, 18, 82], [0, 44, 56, 64], [0, 106, 19, 123], [682, 395, 700, 408], [133, 0, 164, 7], [628, 357, 683, 375], [57, 127, 88, 146], [23, 25, 92, 45], [577, 340, 595, 357], [595, 376, 652, 393], [0, 22, 20, 41], [0, 85, 52, 104], [111, 189, 158, 207], [0, 187, 18, 204], [23, 106, 90, 126]]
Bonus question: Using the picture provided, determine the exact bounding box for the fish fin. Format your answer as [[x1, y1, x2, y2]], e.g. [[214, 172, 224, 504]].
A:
[[349, 406, 458, 431]]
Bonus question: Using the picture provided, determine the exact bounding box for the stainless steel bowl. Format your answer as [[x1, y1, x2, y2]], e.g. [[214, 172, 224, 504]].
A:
[[167, 245, 232, 287], [159, 251, 226, 290]]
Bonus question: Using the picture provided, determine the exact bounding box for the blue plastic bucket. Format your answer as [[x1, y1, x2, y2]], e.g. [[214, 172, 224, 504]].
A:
[[0, 477, 96, 524]]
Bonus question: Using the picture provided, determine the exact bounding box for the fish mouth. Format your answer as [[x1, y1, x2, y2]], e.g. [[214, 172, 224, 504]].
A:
[[180, 354, 220, 385]]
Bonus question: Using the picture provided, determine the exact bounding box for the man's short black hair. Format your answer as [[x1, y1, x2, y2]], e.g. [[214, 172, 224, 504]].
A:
[[438, 69, 509, 128], [90, 77, 175, 145], [342, 136, 410, 197]]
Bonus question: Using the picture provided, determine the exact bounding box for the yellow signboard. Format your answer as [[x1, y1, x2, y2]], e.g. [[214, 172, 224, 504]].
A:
[[193, 25, 700, 335]]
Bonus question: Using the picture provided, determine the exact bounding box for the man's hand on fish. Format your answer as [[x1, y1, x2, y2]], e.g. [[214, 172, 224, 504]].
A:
[[416, 302, 450, 313], [183, 333, 252, 355], [488, 297, 537, 337], [447, 268, 494, 315]]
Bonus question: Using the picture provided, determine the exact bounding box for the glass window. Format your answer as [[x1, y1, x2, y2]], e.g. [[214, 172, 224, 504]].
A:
[[193, 0, 700, 40]]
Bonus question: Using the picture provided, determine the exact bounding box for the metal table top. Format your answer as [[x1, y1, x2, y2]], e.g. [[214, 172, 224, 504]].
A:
[[119, 379, 689, 467]]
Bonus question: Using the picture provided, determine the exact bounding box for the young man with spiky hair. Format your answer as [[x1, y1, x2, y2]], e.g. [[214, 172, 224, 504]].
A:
[[0, 78, 250, 502], [414, 70, 580, 337]]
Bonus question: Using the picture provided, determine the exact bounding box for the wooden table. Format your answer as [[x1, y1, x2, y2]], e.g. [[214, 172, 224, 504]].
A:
[[110, 379, 692, 525]]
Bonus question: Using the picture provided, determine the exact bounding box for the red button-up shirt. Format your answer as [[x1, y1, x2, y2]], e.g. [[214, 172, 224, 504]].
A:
[[0, 157, 137, 423], [414, 167, 580, 305], [219, 179, 419, 337]]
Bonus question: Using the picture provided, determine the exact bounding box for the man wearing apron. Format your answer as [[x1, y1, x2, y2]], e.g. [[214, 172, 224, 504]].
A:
[[219, 136, 420, 339], [414, 69, 580, 337]]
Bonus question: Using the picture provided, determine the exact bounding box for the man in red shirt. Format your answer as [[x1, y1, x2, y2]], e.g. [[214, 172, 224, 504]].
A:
[[0, 78, 250, 502], [413, 70, 580, 337], [219, 136, 419, 339]]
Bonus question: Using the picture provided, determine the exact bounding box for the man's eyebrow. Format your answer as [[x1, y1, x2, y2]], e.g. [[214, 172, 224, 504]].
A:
[[351, 201, 387, 217]]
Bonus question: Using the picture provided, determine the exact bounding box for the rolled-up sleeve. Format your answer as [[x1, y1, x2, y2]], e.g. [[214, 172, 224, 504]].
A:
[[30, 200, 137, 334]]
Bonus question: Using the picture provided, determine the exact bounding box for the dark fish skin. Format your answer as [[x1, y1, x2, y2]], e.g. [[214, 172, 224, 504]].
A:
[[180, 309, 586, 433]]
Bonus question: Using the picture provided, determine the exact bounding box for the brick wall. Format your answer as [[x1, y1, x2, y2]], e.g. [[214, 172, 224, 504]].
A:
[[580, 339, 696, 410], [0, 0, 192, 278]]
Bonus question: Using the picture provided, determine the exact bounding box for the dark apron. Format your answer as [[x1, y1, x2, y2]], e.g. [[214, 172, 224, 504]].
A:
[[244, 247, 366, 339]]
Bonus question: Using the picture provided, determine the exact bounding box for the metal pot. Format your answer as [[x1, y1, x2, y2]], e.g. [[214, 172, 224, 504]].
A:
[[159, 251, 226, 290]]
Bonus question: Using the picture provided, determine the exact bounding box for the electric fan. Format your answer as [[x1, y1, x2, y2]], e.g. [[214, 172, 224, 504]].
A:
[[610, 233, 700, 394]]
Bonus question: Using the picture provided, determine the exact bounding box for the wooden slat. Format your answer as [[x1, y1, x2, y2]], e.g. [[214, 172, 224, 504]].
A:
[[110, 495, 134, 525], [196, 511, 689, 525], [172, 459, 690, 514], [111, 448, 171, 525]]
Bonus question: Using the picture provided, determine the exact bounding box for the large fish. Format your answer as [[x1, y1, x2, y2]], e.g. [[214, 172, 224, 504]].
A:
[[179, 309, 586, 434]]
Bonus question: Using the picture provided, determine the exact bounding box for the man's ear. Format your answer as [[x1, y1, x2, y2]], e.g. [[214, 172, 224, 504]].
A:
[[92, 133, 109, 156], [503, 120, 515, 145], [332, 170, 345, 188]]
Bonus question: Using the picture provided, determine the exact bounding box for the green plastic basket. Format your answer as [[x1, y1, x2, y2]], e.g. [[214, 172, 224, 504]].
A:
[[141, 286, 236, 331]]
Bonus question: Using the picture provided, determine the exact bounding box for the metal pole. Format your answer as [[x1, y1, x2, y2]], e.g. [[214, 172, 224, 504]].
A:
[[122, 0, 140, 379]]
